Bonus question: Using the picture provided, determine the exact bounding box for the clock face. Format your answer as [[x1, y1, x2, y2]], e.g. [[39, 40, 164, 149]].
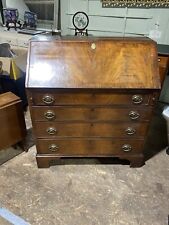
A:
[[73, 12, 89, 31]]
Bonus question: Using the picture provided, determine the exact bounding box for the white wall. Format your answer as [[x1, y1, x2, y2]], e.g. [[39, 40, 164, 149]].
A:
[[61, 0, 169, 44]]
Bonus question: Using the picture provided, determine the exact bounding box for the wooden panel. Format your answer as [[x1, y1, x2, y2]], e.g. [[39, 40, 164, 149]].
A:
[[34, 121, 149, 138], [0, 92, 20, 108], [0, 99, 26, 149], [36, 138, 144, 155], [31, 92, 152, 106], [26, 38, 160, 89], [158, 55, 169, 84], [32, 106, 153, 122]]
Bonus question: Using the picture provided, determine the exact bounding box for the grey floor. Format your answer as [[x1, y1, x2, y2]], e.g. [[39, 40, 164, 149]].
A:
[[0, 77, 169, 225], [0, 144, 169, 225]]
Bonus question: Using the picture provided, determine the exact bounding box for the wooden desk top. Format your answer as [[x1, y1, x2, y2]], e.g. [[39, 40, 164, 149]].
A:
[[26, 37, 161, 90]]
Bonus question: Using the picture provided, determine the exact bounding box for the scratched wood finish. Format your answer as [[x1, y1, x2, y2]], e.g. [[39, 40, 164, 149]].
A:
[[32, 106, 153, 122], [36, 138, 144, 155], [0, 92, 26, 150], [158, 55, 169, 84], [26, 37, 161, 89], [26, 37, 161, 168]]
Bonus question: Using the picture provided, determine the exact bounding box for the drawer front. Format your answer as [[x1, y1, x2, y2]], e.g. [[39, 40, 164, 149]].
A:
[[34, 122, 149, 138], [158, 56, 169, 68], [32, 106, 153, 122], [158, 56, 169, 83], [36, 139, 144, 155], [31, 92, 152, 106]]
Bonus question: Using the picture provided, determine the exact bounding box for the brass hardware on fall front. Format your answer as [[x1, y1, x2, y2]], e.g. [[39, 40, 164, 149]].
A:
[[122, 144, 132, 152], [26, 37, 161, 168], [125, 127, 136, 135], [91, 43, 96, 50], [132, 95, 143, 104], [46, 127, 57, 135], [129, 111, 140, 120], [48, 144, 59, 152], [44, 110, 55, 120], [42, 95, 54, 105]]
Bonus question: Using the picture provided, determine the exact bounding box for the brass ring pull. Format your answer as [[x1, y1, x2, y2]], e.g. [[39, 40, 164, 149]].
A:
[[132, 95, 143, 104], [47, 127, 57, 135], [44, 110, 55, 120], [125, 127, 136, 135], [122, 144, 132, 152], [48, 144, 59, 152], [129, 111, 140, 120], [42, 95, 54, 105]]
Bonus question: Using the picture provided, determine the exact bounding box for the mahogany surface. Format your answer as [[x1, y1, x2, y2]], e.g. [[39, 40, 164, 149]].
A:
[[26, 37, 161, 168], [0, 92, 26, 150], [34, 121, 149, 138], [158, 55, 169, 84], [36, 138, 144, 155], [26, 37, 160, 89], [32, 106, 153, 122]]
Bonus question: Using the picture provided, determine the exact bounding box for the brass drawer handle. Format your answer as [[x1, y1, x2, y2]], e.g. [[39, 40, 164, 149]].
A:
[[125, 127, 136, 135], [129, 111, 140, 120], [122, 144, 132, 152], [42, 95, 54, 105], [132, 95, 143, 104], [46, 127, 57, 135], [44, 110, 55, 120], [48, 144, 59, 152]]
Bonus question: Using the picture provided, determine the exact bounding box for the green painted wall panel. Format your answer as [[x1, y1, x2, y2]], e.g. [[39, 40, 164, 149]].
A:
[[61, 0, 169, 44]]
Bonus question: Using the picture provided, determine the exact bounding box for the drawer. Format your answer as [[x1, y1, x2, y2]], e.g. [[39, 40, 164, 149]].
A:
[[32, 106, 153, 122], [158, 56, 169, 84], [34, 122, 149, 138], [158, 56, 169, 68], [31, 92, 153, 106], [36, 138, 144, 155]]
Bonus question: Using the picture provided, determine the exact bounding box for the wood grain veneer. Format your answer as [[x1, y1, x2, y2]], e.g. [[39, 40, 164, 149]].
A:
[[26, 37, 161, 168]]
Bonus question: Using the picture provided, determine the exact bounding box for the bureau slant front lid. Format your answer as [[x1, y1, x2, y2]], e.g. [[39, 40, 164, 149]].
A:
[[26, 37, 161, 89]]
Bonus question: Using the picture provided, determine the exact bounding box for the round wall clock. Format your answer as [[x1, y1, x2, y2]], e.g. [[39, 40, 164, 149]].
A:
[[72, 11, 89, 36]]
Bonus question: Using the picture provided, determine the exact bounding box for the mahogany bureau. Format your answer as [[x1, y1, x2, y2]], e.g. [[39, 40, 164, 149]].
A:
[[0, 92, 26, 150], [26, 37, 161, 168]]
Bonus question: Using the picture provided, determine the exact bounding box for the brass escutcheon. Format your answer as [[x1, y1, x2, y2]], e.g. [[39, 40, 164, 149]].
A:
[[47, 127, 57, 135], [132, 95, 143, 104], [42, 95, 54, 105], [49, 144, 59, 152], [122, 144, 132, 152], [44, 110, 55, 120], [129, 111, 140, 120]]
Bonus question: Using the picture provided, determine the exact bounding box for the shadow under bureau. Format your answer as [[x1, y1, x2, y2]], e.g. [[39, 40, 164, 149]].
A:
[[26, 37, 161, 168]]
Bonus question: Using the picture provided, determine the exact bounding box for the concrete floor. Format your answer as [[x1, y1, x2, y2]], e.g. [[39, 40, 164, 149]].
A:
[[0, 101, 169, 225], [0, 145, 169, 225]]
